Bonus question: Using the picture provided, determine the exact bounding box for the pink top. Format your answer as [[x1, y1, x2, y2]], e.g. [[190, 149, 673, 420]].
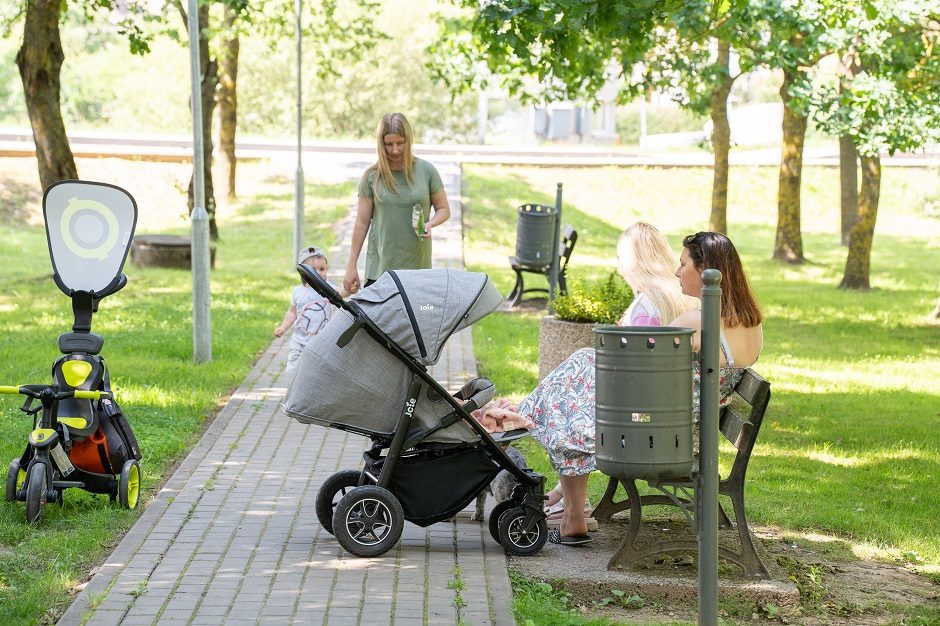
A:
[[618, 293, 662, 326]]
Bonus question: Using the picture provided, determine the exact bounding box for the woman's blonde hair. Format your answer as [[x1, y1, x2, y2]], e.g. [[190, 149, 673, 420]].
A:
[[372, 112, 415, 194], [617, 222, 697, 324]]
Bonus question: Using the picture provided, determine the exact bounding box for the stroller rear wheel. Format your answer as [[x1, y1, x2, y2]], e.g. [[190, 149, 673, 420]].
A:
[[316, 469, 364, 535], [497, 507, 547, 556], [6, 459, 24, 502], [333, 485, 404, 558], [488, 500, 516, 544], [25, 463, 48, 524]]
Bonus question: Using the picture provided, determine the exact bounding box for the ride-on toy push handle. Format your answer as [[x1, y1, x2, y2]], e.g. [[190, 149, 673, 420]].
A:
[[0, 386, 111, 401]]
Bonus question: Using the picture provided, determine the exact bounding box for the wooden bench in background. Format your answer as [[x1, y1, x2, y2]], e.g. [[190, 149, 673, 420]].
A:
[[506, 225, 577, 307], [592, 368, 772, 578]]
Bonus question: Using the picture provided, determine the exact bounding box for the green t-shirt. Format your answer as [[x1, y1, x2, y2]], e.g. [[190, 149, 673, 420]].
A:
[[358, 157, 444, 281]]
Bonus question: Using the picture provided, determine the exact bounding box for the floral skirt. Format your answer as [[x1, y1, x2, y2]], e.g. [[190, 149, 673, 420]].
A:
[[519, 348, 597, 477]]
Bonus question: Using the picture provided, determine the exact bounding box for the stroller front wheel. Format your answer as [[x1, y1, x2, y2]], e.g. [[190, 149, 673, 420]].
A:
[[498, 507, 547, 556], [316, 469, 365, 535], [488, 500, 516, 544], [333, 485, 404, 558]]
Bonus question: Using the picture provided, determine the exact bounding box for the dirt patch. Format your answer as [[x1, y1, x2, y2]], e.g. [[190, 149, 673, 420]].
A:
[[510, 515, 940, 624]]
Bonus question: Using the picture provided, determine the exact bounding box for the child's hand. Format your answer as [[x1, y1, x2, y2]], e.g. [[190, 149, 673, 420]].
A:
[[274, 325, 285, 337]]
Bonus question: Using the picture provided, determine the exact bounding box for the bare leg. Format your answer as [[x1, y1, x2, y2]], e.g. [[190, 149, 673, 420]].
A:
[[545, 482, 563, 508], [559, 474, 589, 537]]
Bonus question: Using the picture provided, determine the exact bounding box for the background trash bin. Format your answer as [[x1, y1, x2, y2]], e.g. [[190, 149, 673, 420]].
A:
[[594, 326, 695, 481], [514, 203, 558, 267]]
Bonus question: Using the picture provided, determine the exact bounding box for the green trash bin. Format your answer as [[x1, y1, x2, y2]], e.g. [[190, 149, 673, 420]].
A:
[[514, 203, 558, 267], [594, 326, 695, 481]]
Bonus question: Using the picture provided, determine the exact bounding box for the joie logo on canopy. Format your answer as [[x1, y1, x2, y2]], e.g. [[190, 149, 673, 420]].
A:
[[43, 181, 137, 294]]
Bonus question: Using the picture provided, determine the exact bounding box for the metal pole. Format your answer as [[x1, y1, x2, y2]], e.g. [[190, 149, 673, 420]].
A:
[[698, 268, 721, 625], [547, 182, 563, 307], [188, 0, 212, 363], [293, 0, 305, 261]]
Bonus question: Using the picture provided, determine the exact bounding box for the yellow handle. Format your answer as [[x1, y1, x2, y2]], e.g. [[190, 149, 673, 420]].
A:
[[74, 390, 106, 400], [0, 386, 20, 394]]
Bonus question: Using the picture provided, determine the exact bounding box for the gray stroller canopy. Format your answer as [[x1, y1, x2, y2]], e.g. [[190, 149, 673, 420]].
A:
[[353, 269, 503, 366]]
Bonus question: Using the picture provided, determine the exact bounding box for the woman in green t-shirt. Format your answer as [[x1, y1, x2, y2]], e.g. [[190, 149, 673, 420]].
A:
[[343, 112, 451, 294]]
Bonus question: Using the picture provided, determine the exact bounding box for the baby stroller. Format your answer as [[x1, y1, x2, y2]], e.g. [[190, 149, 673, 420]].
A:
[[282, 266, 547, 558]]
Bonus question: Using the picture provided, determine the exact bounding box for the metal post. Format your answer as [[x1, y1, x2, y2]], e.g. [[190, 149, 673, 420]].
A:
[[698, 268, 721, 625], [547, 182, 563, 307], [293, 0, 305, 260], [188, 0, 212, 363]]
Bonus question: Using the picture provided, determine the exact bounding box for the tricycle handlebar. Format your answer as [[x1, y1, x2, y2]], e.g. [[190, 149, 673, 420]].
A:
[[0, 385, 111, 401]]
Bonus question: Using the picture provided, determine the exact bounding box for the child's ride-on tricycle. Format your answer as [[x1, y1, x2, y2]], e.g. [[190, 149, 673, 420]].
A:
[[3, 180, 142, 524]]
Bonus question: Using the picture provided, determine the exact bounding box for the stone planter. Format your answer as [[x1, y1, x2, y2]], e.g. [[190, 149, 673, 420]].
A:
[[538, 315, 600, 381], [131, 234, 216, 270]]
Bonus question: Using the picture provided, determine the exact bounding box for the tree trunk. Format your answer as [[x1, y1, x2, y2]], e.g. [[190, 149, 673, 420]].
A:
[[840, 155, 881, 290], [15, 0, 77, 191], [218, 5, 239, 200], [773, 68, 807, 263], [186, 2, 219, 240], [839, 136, 858, 246], [839, 54, 859, 246], [708, 41, 733, 234], [930, 289, 940, 320]]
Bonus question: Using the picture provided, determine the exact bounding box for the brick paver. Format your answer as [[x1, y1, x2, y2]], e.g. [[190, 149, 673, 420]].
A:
[[58, 159, 515, 626]]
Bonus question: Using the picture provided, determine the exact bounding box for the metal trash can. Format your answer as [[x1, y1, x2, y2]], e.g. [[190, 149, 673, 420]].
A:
[[514, 203, 557, 267], [594, 326, 695, 481]]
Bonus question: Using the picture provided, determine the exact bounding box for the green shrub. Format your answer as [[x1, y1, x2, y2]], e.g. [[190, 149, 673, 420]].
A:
[[552, 272, 633, 324]]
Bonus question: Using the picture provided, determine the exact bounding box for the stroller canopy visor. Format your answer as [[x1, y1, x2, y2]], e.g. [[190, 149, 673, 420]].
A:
[[352, 269, 502, 366]]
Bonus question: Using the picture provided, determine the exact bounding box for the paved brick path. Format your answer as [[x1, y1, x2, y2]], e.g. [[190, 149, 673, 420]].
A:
[[59, 159, 516, 626]]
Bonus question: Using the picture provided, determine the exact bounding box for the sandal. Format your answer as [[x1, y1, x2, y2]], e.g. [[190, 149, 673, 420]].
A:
[[548, 529, 593, 546]]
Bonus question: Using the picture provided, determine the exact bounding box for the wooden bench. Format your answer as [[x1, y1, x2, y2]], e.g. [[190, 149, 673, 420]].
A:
[[592, 368, 771, 578], [506, 225, 577, 307]]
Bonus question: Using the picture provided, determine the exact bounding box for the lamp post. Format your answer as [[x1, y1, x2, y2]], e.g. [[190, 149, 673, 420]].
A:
[[188, 0, 212, 363], [294, 0, 304, 261]]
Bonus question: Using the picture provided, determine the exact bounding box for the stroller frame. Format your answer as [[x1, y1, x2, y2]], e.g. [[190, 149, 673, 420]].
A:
[[296, 265, 548, 558]]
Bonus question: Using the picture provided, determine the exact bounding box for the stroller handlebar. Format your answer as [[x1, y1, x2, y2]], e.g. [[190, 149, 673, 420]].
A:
[[0, 385, 111, 401], [297, 264, 346, 309]]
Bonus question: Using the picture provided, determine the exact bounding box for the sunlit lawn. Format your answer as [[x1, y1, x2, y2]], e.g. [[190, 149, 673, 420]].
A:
[[463, 164, 940, 577], [0, 157, 354, 624]]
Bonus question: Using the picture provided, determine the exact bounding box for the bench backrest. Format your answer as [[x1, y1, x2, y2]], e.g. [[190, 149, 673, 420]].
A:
[[718, 368, 771, 482], [560, 225, 578, 271]]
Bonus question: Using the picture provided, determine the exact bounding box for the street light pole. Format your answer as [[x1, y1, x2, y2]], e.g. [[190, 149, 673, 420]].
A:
[[188, 0, 212, 363], [294, 0, 305, 261]]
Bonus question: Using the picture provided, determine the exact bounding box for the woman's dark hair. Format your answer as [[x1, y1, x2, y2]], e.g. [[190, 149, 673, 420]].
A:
[[682, 232, 762, 328]]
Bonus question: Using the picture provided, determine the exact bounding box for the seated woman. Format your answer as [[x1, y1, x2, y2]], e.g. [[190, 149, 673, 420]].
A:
[[521, 231, 763, 545]]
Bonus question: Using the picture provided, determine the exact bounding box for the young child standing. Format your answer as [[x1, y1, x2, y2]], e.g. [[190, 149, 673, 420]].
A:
[[275, 246, 339, 373]]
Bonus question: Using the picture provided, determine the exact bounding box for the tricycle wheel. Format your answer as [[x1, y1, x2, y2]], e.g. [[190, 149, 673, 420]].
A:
[[332, 486, 403, 558], [316, 469, 364, 535], [497, 507, 547, 556], [119, 460, 141, 509], [488, 500, 516, 544], [5, 459, 24, 502], [25, 463, 48, 524]]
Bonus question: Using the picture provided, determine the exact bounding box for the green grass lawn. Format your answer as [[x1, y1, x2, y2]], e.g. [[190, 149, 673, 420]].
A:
[[463, 164, 940, 620], [0, 159, 354, 624]]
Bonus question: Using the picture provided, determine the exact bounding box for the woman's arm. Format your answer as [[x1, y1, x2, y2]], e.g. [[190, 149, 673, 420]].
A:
[[420, 188, 451, 237], [344, 196, 374, 293], [670, 309, 703, 353]]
